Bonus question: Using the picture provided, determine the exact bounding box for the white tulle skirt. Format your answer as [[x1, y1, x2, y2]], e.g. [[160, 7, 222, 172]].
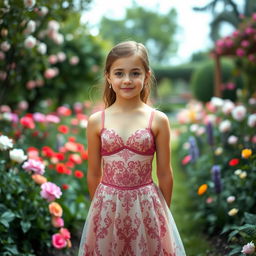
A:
[[78, 182, 186, 256]]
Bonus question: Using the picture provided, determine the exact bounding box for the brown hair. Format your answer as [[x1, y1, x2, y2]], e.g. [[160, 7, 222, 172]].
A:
[[102, 41, 154, 108]]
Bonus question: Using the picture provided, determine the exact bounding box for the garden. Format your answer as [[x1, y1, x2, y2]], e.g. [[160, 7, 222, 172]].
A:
[[0, 0, 256, 255]]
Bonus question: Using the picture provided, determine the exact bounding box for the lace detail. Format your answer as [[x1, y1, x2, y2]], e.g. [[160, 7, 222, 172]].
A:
[[78, 109, 186, 256], [101, 128, 155, 156]]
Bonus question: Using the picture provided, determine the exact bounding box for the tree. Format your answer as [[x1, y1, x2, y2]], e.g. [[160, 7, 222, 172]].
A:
[[99, 5, 178, 65], [193, 0, 256, 41]]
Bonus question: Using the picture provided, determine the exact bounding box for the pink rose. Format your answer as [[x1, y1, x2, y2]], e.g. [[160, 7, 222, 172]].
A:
[[33, 112, 46, 123], [22, 159, 45, 175], [44, 68, 58, 79], [51, 216, 64, 228], [52, 233, 67, 249], [236, 48, 245, 57], [40, 182, 62, 202], [59, 228, 71, 240], [241, 241, 255, 254]]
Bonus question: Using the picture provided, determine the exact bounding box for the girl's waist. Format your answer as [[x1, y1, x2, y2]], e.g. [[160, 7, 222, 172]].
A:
[[100, 180, 154, 190]]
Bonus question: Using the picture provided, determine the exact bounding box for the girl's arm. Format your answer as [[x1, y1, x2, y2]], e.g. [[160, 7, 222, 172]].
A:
[[154, 111, 174, 208], [86, 112, 102, 200]]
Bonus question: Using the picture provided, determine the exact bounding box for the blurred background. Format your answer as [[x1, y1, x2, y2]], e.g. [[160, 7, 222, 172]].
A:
[[1, 0, 256, 255]]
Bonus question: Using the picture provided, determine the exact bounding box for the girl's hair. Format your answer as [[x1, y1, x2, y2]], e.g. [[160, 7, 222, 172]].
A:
[[102, 41, 154, 108]]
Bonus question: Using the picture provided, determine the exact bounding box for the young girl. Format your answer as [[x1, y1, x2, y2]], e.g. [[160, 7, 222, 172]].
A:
[[78, 41, 186, 255]]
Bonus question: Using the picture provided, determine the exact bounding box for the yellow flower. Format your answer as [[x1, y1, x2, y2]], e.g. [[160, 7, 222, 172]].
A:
[[197, 184, 208, 195], [228, 208, 239, 216], [241, 149, 252, 159]]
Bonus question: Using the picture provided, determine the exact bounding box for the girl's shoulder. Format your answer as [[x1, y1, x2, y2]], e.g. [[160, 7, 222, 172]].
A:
[[87, 110, 103, 135]]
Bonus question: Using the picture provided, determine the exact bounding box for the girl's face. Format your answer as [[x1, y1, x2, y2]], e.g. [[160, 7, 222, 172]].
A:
[[106, 55, 150, 100]]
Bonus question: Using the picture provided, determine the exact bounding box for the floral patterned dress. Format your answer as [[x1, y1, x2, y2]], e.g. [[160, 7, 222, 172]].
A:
[[78, 109, 186, 256]]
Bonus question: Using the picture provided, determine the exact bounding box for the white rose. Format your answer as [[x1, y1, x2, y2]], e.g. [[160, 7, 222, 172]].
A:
[[48, 20, 60, 31], [57, 52, 66, 62], [190, 124, 199, 133], [248, 114, 256, 127], [231, 105, 247, 121], [219, 120, 232, 132], [52, 33, 64, 45], [222, 100, 235, 115], [26, 20, 36, 33], [37, 42, 47, 54], [1, 41, 10, 52], [226, 196, 236, 203], [79, 119, 88, 128], [234, 169, 242, 175], [38, 6, 48, 16], [23, 0, 36, 8], [227, 135, 238, 145], [9, 149, 27, 163], [24, 35, 37, 48], [211, 97, 224, 108], [196, 126, 205, 136], [249, 98, 256, 105], [0, 135, 13, 150]]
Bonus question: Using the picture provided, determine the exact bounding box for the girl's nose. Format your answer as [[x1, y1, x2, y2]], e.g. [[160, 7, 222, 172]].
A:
[[123, 74, 132, 84]]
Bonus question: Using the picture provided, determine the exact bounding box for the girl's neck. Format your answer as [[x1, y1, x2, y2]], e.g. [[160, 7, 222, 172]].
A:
[[111, 97, 146, 112]]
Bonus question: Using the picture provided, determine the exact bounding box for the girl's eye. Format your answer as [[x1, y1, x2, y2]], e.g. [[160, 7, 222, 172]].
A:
[[132, 72, 141, 76], [114, 72, 123, 77]]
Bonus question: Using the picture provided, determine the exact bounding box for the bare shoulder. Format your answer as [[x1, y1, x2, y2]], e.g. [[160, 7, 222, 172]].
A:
[[152, 109, 170, 137], [87, 110, 103, 135]]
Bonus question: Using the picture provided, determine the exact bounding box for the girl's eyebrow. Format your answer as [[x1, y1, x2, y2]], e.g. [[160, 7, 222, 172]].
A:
[[113, 67, 142, 71]]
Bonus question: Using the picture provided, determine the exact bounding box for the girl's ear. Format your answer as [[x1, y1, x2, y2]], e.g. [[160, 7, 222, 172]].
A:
[[105, 72, 111, 84], [145, 70, 151, 84]]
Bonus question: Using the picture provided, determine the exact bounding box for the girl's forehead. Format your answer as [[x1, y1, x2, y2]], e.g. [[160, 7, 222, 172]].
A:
[[110, 55, 145, 70]]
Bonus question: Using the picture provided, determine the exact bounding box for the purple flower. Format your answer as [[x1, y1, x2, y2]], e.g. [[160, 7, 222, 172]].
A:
[[40, 182, 62, 202], [22, 159, 45, 175], [206, 121, 214, 146], [211, 165, 222, 193], [188, 136, 199, 163]]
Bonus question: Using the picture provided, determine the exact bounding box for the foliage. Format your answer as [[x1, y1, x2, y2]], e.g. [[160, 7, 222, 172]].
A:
[[0, 0, 104, 111], [0, 138, 70, 255], [176, 95, 256, 253], [153, 62, 197, 83], [193, 0, 256, 41], [213, 13, 256, 96], [191, 59, 243, 102], [0, 99, 98, 254], [98, 4, 178, 65]]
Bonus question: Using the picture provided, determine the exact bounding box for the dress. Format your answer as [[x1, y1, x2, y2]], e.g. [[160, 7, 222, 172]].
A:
[[78, 109, 186, 256]]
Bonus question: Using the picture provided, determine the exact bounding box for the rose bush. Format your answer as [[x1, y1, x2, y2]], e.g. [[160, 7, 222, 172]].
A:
[[0, 135, 72, 255], [176, 95, 256, 255]]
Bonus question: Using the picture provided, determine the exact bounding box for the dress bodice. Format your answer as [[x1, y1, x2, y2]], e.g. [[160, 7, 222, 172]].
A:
[[100, 109, 156, 189]]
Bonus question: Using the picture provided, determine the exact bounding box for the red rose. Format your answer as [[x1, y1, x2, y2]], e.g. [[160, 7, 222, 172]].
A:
[[229, 158, 239, 166], [74, 170, 84, 178]]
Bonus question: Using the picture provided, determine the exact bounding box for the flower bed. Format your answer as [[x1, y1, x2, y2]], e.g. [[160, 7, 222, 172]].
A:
[[176, 95, 256, 255], [0, 100, 100, 255]]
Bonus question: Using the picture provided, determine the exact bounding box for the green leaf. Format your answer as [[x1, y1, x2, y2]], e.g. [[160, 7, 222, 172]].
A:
[[20, 220, 31, 233], [0, 211, 15, 228], [244, 212, 256, 225]]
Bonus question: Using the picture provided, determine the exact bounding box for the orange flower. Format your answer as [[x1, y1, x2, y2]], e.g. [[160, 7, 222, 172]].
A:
[[49, 202, 63, 217], [241, 148, 252, 159], [197, 184, 208, 195], [31, 174, 47, 185]]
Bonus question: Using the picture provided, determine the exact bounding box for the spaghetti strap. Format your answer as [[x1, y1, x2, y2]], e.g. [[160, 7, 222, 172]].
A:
[[101, 110, 105, 129], [148, 109, 155, 129]]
